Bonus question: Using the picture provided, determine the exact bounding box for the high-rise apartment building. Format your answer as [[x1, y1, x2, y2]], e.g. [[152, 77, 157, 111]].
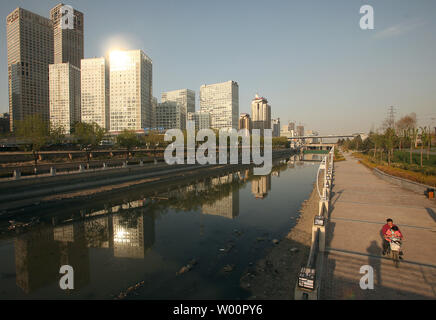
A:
[[272, 118, 280, 137], [239, 113, 252, 135], [109, 50, 152, 132], [49, 63, 81, 133], [200, 80, 239, 130], [151, 97, 157, 129], [187, 111, 211, 131], [161, 89, 195, 122], [81, 57, 109, 129], [251, 94, 271, 135], [7, 8, 54, 131], [296, 125, 305, 137], [50, 4, 84, 68], [156, 101, 186, 130]]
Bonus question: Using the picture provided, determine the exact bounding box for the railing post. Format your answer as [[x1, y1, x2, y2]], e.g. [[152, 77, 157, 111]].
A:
[[50, 167, 56, 176]]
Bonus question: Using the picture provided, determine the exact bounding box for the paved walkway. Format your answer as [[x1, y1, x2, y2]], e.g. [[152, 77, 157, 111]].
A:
[[321, 153, 436, 299]]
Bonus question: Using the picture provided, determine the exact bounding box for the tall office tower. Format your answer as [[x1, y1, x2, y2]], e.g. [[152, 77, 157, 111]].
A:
[[161, 89, 195, 122], [151, 97, 157, 129], [200, 80, 239, 130], [188, 111, 211, 131], [109, 50, 152, 132], [156, 101, 186, 130], [251, 94, 271, 135], [49, 63, 81, 133], [272, 118, 280, 137], [81, 57, 109, 129], [238, 113, 252, 135], [296, 125, 305, 137], [6, 8, 54, 131], [50, 4, 84, 68], [288, 121, 295, 132]]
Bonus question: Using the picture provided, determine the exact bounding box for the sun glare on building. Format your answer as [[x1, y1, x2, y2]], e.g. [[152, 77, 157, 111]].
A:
[[109, 50, 131, 71]]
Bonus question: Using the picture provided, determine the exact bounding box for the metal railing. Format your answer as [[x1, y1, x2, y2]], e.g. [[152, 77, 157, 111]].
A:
[[296, 146, 335, 299]]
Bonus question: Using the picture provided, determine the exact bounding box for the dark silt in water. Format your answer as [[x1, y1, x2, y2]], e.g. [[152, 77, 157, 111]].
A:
[[0, 155, 319, 299]]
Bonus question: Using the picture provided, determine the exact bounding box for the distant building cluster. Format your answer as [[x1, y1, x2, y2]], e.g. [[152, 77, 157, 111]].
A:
[[6, 4, 240, 134], [6, 3, 317, 140]]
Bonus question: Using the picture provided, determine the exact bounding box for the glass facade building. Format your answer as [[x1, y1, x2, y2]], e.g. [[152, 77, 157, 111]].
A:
[[49, 62, 81, 133], [109, 50, 152, 132], [200, 80, 239, 130], [81, 57, 110, 130]]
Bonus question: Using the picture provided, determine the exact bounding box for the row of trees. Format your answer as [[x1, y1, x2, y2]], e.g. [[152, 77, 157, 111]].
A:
[[14, 114, 166, 167], [13, 115, 290, 167], [338, 113, 434, 167]]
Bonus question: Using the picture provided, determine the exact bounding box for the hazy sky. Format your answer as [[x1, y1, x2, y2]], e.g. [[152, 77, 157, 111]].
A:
[[1, 0, 435, 134]]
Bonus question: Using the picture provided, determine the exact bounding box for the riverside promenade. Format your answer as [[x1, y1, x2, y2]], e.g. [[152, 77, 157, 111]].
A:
[[321, 153, 436, 299]]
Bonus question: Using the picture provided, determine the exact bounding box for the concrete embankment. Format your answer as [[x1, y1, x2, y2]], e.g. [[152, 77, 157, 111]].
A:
[[0, 149, 294, 217]]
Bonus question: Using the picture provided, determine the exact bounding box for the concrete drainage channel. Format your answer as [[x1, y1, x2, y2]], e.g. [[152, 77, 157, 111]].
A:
[[0, 149, 295, 215]]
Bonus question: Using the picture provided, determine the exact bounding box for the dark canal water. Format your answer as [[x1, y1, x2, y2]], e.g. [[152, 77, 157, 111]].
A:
[[0, 155, 320, 299]]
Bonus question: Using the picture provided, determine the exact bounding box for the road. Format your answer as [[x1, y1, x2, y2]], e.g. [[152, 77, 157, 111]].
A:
[[321, 153, 436, 299]]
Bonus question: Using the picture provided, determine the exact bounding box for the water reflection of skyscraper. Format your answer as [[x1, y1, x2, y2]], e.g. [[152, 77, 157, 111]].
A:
[[251, 175, 271, 199], [54, 222, 90, 290], [201, 173, 240, 219], [13, 208, 155, 294], [112, 210, 155, 259], [14, 227, 61, 294]]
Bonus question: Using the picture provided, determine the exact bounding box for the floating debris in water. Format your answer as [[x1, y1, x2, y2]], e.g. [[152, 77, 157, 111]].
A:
[[115, 280, 145, 300], [222, 264, 235, 272], [176, 259, 198, 276]]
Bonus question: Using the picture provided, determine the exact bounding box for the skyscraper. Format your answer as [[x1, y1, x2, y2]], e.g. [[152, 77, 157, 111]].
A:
[[50, 4, 84, 68], [49, 63, 81, 134], [81, 57, 110, 130], [109, 50, 152, 132], [156, 101, 186, 130], [251, 94, 271, 135], [272, 118, 280, 137], [239, 113, 252, 135], [151, 96, 157, 129], [188, 111, 211, 131], [296, 125, 305, 137], [6, 8, 53, 130], [161, 89, 195, 123], [200, 80, 239, 130]]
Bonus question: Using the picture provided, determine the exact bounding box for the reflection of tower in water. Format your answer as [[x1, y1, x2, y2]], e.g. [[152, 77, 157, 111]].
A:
[[14, 227, 60, 294], [201, 173, 240, 219], [112, 209, 155, 259], [53, 222, 90, 290], [14, 220, 91, 294], [251, 175, 271, 199]]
